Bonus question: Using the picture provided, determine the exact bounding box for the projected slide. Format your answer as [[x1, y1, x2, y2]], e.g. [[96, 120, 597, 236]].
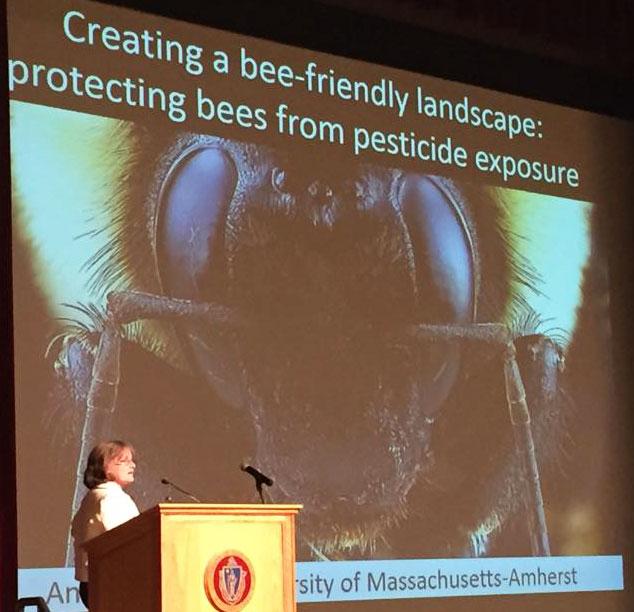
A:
[[8, 0, 631, 610]]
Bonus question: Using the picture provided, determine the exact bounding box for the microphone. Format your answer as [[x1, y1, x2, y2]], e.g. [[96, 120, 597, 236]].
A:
[[240, 464, 274, 487], [160, 477, 202, 503]]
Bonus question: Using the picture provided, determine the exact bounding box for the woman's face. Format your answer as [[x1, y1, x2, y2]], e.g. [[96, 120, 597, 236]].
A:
[[104, 447, 136, 487]]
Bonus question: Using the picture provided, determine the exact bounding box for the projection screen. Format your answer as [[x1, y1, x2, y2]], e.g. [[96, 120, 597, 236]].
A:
[[8, 0, 634, 610]]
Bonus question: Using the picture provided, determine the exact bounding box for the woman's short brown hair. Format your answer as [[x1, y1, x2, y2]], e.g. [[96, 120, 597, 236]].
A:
[[83, 440, 135, 489]]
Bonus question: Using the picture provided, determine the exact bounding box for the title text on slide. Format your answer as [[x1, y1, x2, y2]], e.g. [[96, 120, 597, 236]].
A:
[[6, 6, 583, 190]]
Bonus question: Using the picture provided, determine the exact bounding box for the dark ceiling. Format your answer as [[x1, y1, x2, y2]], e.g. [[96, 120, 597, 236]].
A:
[[318, 0, 634, 80]]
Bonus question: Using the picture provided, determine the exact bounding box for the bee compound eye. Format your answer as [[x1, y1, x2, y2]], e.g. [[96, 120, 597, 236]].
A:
[[157, 146, 237, 301], [399, 175, 475, 325]]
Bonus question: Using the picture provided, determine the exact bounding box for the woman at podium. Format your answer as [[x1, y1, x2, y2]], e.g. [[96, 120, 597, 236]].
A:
[[71, 440, 140, 608]]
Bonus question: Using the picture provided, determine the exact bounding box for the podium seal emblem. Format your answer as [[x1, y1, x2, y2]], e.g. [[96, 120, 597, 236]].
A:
[[204, 551, 255, 611]]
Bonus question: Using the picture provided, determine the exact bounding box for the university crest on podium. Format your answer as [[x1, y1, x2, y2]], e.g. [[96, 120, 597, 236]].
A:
[[204, 551, 255, 611]]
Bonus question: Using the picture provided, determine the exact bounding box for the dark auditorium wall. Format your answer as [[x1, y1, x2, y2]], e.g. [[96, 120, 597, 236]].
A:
[[1, 1, 632, 610], [323, 0, 634, 82], [2, 0, 18, 609]]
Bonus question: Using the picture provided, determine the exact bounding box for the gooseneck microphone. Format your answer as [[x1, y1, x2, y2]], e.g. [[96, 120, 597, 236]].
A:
[[240, 464, 274, 487], [240, 464, 274, 504], [160, 477, 202, 503]]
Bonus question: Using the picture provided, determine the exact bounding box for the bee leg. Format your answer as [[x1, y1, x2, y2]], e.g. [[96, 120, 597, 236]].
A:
[[104, 290, 238, 328], [79, 288, 238, 445], [503, 339, 554, 556], [63, 322, 122, 564]]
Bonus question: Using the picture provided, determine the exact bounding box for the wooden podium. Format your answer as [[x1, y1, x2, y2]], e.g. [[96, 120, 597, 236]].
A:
[[83, 503, 302, 612]]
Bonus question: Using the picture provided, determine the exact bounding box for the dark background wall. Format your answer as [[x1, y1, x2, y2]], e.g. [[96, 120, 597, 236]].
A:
[[324, 0, 634, 84], [2, 1, 632, 610]]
